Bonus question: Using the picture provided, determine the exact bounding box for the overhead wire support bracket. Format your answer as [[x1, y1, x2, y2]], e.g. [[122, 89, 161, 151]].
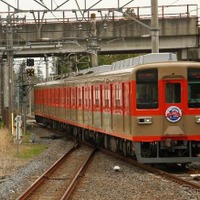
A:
[[30, 10, 47, 39], [118, 0, 135, 12], [33, 0, 50, 11], [84, 0, 102, 13], [53, 0, 71, 11], [0, 0, 18, 11]]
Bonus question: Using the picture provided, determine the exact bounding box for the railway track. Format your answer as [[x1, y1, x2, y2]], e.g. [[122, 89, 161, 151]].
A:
[[23, 122, 200, 197], [172, 166, 200, 187], [16, 143, 96, 200], [101, 148, 200, 190]]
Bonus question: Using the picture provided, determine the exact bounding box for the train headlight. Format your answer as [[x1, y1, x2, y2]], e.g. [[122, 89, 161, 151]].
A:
[[195, 116, 200, 124], [137, 117, 152, 124]]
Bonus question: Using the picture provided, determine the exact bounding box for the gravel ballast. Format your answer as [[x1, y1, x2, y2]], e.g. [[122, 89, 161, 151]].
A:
[[0, 126, 200, 200]]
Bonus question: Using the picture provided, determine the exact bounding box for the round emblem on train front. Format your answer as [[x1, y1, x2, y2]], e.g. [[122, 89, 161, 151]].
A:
[[165, 106, 182, 123]]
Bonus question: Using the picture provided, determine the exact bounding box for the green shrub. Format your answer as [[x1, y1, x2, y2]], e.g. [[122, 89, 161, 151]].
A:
[[0, 121, 4, 129]]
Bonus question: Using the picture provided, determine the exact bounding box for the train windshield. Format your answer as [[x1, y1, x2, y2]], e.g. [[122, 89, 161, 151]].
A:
[[188, 68, 200, 108], [165, 83, 181, 103], [136, 69, 158, 109]]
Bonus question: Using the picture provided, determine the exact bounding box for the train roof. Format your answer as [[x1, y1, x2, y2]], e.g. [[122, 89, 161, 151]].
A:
[[77, 52, 177, 76], [35, 53, 179, 87], [75, 53, 177, 77]]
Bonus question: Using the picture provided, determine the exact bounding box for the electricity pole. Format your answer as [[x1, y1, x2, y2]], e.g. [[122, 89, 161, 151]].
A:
[[151, 0, 159, 53], [122, 0, 159, 53], [89, 13, 99, 67], [6, 7, 14, 133], [1, 6, 24, 132]]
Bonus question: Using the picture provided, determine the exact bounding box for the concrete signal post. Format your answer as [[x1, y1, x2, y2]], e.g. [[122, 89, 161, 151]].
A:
[[14, 115, 22, 153]]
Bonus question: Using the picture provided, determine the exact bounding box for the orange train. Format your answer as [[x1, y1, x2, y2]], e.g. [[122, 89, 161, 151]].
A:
[[34, 53, 200, 164]]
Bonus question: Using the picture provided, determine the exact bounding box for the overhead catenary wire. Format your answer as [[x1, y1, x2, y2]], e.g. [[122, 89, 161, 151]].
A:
[[33, 0, 60, 21]]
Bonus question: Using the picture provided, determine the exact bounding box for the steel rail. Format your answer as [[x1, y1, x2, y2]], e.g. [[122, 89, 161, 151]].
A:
[[16, 143, 79, 200], [100, 148, 200, 190], [60, 148, 97, 200]]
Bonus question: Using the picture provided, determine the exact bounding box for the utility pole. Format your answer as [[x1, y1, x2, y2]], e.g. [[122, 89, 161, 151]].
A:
[[122, 0, 159, 53], [44, 56, 49, 81], [0, 60, 4, 119], [151, 0, 159, 53], [1, 6, 24, 133], [6, 7, 14, 133], [89, 13, 98, 67]]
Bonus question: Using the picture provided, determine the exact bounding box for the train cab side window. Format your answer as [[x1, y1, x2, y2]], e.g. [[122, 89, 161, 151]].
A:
[[188, 68, 200, 108], [115, 84, 122, 107], [78, 87, 82, 107], [104, 85, 110, 108], [94, 86, 100, 107], [136, 69, 158, 109], [165, 83, 181, 103]]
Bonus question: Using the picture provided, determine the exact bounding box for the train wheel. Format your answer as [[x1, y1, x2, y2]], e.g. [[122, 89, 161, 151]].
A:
[[110, 137, 118, 152], [122, 141, 127, 156], [127, 142, 132, 155], [95, 133, 101, 147], [81, 129, 85, 141], [104, 135, 108, 149], [84, 130, 90, 142], [73, 127, 78, 137]]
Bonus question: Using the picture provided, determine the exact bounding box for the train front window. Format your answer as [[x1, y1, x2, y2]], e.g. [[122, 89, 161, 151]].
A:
[[136, 69, 158, 109], [188, 68, 200, 108], [165, 83, 181, 103]]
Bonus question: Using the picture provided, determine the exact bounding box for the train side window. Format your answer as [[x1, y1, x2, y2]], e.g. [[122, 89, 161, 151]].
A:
[[103, 85, 110, 108], [60, 88, 63, 107], [84, 87, 88, 107], [136, 69, 158, 109], [89, 86, 92, 107], [66, 88, 70, 106], [188, 68, 200, 108], [94, 86, 100, 107], [71, 87, 76, 106], [165, 83, 181, 103], [115, 84, 122, 108], [78, 87, 82, 107]]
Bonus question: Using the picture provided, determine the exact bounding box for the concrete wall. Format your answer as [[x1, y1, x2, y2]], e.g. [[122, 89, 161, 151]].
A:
[[0, 16, 199, 59]]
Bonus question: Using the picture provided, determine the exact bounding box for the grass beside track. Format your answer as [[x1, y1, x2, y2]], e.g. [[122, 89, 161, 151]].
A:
[[0, 128, 48, 176]]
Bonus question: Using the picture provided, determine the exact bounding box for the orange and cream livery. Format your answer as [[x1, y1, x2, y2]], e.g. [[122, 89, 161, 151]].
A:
[[34, 53, 200, 164]]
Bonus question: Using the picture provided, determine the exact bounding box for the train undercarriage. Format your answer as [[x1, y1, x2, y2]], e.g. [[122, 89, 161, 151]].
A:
[[35, 115, 200, 164]]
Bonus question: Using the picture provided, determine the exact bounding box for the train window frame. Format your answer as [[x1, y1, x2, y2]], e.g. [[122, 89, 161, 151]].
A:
[[44, 89, 47, 106], [103, 84, 111, 108], [136, 69, 158, 109], [60, 87, 65, 108], [165, 83, 181, 103], [89, 86, 92, 108], [188, 68, 200, 108], [53, 88, 56, 107], [47, 88, 49, 106], [49, 88, 52, 106], [71, 87, 76, 107], [56, 88, 60, 106], [94, 85, 100, 107], [66, 87, 71, 107], [84, 87, 89, 108], [115, 84, 122, 108], [78, 87, 82, 107]]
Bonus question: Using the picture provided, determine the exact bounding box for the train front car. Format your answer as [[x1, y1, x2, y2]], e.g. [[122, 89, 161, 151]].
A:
[[133, 62, 200, 163]]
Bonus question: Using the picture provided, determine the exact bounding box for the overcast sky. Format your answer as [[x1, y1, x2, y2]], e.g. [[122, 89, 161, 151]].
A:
[[0, 0, 199, 21], [0, 0, 199, 11]]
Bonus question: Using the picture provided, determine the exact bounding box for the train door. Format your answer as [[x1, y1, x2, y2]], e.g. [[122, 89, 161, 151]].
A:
[[162, 80, 186, 135]]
